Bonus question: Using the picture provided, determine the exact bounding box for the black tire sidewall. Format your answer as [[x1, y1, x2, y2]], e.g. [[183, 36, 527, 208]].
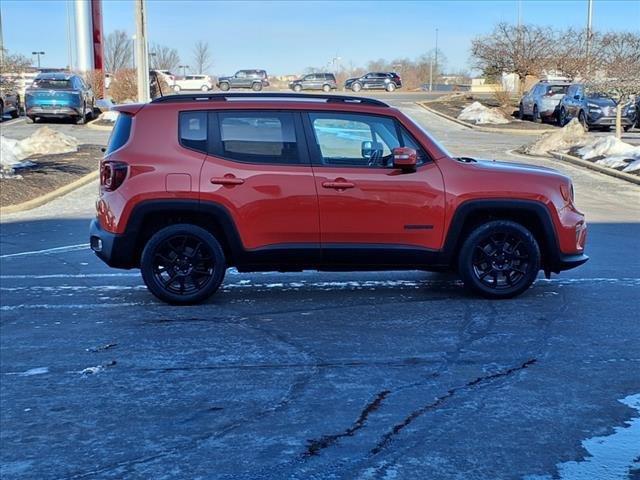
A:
[[220, 82, 230, 91], [140, 224, 226, 305], [458, 220, 540, 299]]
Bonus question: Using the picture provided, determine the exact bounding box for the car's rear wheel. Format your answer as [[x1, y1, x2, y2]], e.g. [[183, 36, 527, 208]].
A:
[[219, 82, 230, 91], [140, 224, 226, 305], [293, 84, 302, 92], [10, 100, 20, 119], [252, 82, 263, 92], [322, 84, 331, 92], [533, 105, 541, 123], [385, 83, 396, 92], [351, 82, 362, 92], [173, 85, 181, 92], [458, 220, 540, 299], [623, 125, 632, 132], [76, 103, 86, 125]]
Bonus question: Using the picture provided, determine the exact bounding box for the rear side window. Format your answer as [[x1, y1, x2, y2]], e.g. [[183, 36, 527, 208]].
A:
[[214, 112, 299, 164], [179, 111, 208, 153], [106, 113, 131, 155]]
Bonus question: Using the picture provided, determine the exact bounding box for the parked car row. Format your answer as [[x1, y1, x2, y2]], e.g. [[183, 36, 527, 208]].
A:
[[519, 80, 637, 131], [24, 72, 96, 124]]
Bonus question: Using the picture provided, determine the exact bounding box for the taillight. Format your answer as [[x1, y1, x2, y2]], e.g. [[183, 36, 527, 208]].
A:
[[100, 161, 128, 191]]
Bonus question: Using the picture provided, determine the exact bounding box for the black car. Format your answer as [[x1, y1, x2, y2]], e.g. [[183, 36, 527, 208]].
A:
[[289, 73, 337, 92], [558, 84, 635, 131], [217, 70, 269, 91], [344, 72, 402, 92]]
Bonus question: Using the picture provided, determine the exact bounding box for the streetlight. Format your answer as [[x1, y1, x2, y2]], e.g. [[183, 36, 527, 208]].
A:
[[32, 51, 45, 69], [179, 65, 189, 77]]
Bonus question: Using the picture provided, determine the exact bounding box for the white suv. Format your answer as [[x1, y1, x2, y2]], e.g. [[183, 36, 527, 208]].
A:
[[174, 75, 213, 92]]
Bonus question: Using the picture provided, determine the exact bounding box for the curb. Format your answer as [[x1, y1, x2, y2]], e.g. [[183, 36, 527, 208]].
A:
[[548, 151, 640, 186], [86, 121, 114, 131], [0, 170, 99, 215], [416, 102, 556, 136]]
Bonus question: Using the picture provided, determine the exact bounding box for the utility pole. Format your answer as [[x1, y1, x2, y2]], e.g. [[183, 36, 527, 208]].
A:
[[32, 51, 45, 68], [434, 28, 439, 89], [586, 0, 593, 75], [0, 8, 4, 65], [135, 0, 150, 103]]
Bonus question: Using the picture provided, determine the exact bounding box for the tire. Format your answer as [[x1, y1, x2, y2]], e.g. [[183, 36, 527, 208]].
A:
[[0, 103, 4, 121], [558, 108, 567, 127], [601, 126, 611, 132], [173, 85, 181, 92], [623, 125, 632, 132], [76, 103, 86, 125], [578, 110, 589, 130], [10, 100, 20, 119], [293, 84, 302, 93], [252, 82, 263, 92], [457, 220, 541, 299], [385, 83, 396, 92], [518, 103, 525, 120], [140, 224, 226, 305], [201, 85, 210, 92], [219, 82, 230, 91], [322, 84, 331, 93], [351, 82, 362, 93], [533, 105, 541, 123], [27, 116, 36, 123]]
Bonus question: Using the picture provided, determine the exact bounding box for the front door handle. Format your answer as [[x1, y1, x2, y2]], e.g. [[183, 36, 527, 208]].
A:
[[211, 175, 244, 186], [322, 181, 355, 190]]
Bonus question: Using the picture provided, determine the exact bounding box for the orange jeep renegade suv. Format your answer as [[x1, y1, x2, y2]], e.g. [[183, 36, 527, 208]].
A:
[[90, 93, 588, 304]]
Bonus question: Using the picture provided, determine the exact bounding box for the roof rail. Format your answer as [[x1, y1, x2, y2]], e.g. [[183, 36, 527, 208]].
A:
[[151, 92, 389, 107]]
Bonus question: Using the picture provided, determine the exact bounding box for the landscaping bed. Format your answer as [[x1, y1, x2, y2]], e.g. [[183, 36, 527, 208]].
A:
[[424, 94, 554, 131], [0, 145, 102, 208]]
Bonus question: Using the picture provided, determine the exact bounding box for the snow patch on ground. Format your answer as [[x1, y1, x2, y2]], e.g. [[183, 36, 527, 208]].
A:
[[526, 393, 640, 480], [523, 119, 587, 156], [1, 127, 78, 175], [97, 110, 119, 123], [457, 101, 510, 124]]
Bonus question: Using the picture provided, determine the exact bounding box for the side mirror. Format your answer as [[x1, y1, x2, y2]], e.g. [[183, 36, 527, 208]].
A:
[[361, 141, 383, 160], [393, 147, 417, 171]]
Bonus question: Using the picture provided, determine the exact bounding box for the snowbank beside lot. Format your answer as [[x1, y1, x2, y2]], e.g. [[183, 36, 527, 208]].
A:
[[1, 127, 78, 175], [457, 101, 510, 125], [524, 119, 640, 174]]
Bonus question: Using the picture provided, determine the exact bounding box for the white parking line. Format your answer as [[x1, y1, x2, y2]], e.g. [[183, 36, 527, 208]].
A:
[[0, 244, 90, 259]]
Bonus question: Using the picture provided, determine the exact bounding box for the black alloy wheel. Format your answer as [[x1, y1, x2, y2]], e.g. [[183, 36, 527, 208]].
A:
[[458, 220, 540, 299], [141, 224, 226, 304]]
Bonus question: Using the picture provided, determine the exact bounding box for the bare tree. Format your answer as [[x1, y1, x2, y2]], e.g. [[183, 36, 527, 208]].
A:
[[149, 44, 180, 73], [104, 30, 133, 73], [584, 31, 640, 138], [0, 48, 31, 92], [471, 23, 558, 93], [192, 41, 212, 75]]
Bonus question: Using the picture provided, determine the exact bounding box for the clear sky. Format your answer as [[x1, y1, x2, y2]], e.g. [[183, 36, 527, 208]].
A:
[[1, 0, 639, 75]]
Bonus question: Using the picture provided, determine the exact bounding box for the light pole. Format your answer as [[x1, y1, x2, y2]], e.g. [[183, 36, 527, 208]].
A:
[[179, 65, 189, 77], [586, 0, 593, 75], [434, 28, 439, 89], [32, 51, 45, 69], [148, 51, 156, 70]]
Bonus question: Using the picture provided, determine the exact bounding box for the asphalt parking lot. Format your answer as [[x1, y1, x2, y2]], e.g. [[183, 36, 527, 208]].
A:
[[1, 101, 639, 479]]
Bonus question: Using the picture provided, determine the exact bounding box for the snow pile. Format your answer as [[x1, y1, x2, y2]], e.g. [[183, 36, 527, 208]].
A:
[[97, 110, 119, 123], [1, 127, 78, 175], [523, 119, 587, 156], [457, 101, 510, 124], [574, 136, 640, 173]]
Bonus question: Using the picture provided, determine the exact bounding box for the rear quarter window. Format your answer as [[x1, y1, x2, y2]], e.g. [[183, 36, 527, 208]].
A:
[[179, 111, 208, 153], [106, 113, 132, 155]]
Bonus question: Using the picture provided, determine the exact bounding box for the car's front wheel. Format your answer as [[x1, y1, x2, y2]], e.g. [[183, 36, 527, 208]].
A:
[[351, 82, 362, 92], [219, 82, 230, 91], [201, 85, 210, 92], [578, 110, 589, 130], [76, 103, 87, 125], [140, 224, 226, 305], [533, 105, 541, 123], [293, 84, 302, 92], [458, 220, 540, 299], [518, 103, 525, 120], [558, 107, 567, 127]]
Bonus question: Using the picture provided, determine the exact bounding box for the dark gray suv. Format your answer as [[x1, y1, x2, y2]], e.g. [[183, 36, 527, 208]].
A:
[[558, 84, 635, 131], [217, 70, 269, 92], [289, 73, 337, 92]]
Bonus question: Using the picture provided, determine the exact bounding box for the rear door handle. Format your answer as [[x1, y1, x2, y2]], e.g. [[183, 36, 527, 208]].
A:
[[322, 181, 355, 189], [211, 176, 244, 186]]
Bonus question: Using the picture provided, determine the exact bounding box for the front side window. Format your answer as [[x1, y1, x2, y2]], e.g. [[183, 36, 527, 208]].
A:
[[216, 112, 299, 164], [308, 113, 426, 167], [179, 111, 207, 153]]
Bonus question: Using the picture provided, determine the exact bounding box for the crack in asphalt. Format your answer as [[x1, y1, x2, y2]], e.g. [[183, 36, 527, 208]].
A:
[[369, 358, 537, 455], [304, 390, 392, 457]]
